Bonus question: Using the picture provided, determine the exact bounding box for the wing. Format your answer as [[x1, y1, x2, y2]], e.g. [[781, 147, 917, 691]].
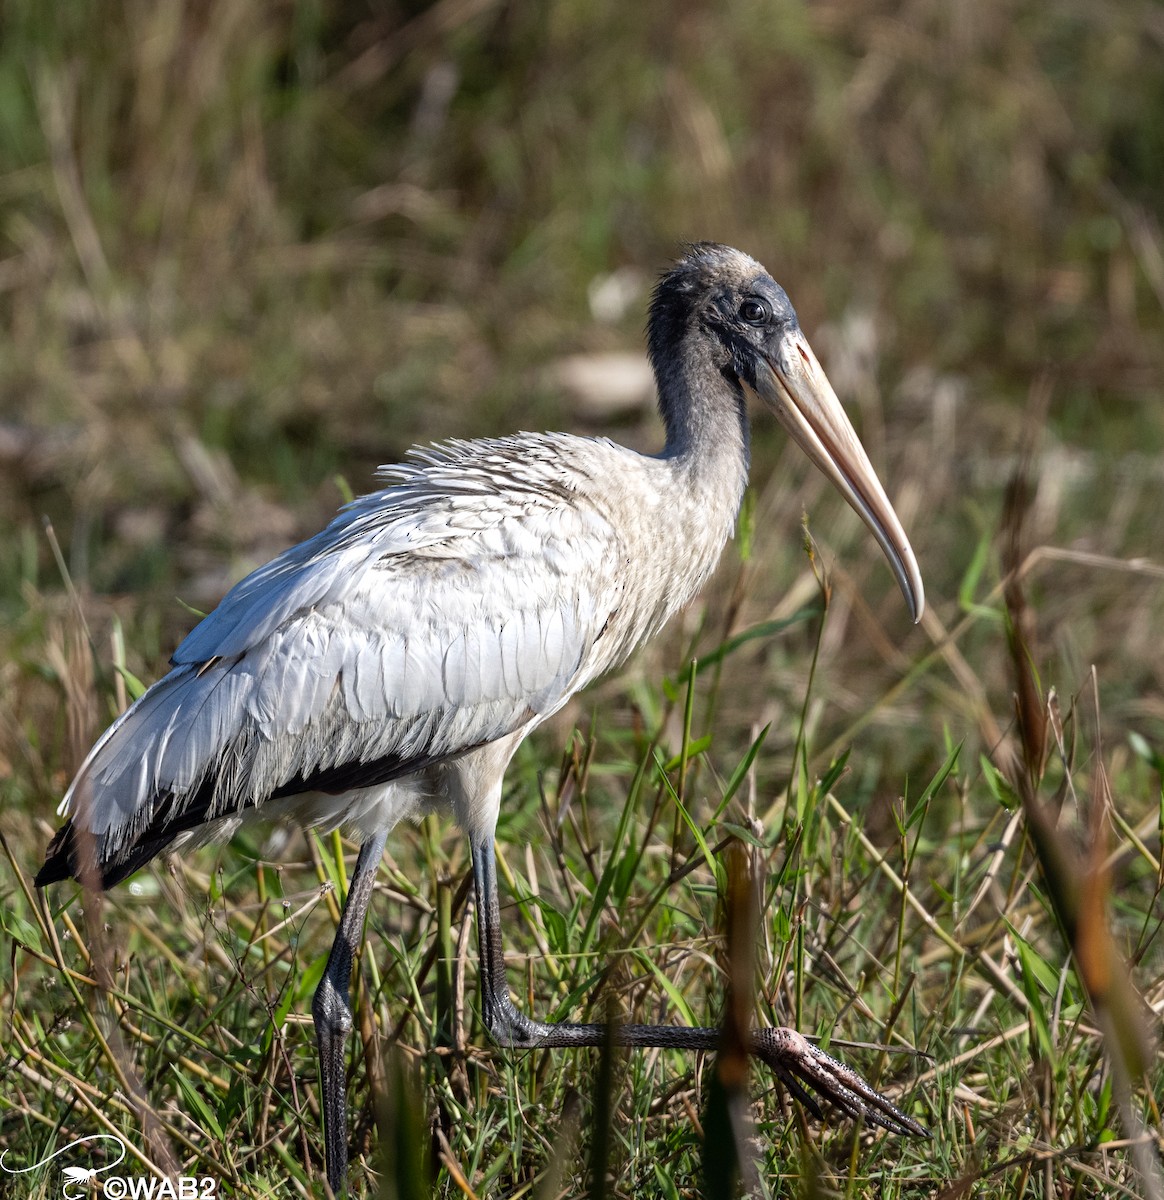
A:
[[42, 436, 631, 885]]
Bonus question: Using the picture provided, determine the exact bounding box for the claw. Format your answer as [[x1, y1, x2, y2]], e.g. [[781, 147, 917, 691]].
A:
[[750, 1026, 930, 1139]]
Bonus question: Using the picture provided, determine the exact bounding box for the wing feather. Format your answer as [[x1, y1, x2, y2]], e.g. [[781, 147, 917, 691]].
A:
[[442, 630, 467, 698], [498, 617, 522, 698]]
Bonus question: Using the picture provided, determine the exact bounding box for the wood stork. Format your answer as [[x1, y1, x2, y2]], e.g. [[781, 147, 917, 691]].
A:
[[37, 243, 928, 1190]]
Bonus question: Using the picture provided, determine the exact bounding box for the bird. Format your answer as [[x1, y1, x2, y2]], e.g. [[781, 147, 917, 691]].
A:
[[37, 243, 928, 1191]]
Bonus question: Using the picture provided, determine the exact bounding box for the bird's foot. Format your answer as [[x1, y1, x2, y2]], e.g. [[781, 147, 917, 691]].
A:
[[482, 992, 555, 1049], [749, 1026, 929, 1138]]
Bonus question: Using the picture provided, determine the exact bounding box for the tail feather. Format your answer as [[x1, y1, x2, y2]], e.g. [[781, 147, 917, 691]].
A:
[[34, 822, 78, 886], [34, 819, 178, 890]]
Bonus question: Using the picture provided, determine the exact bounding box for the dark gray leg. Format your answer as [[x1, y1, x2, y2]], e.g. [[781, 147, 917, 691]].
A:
[[470, 837, 928, 1139], [312, 830, 388, 1194]]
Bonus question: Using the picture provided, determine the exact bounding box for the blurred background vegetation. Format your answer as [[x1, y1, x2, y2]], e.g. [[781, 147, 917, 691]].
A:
[[3, 0, 1164, 755], [2, 0, 1163, 1196]]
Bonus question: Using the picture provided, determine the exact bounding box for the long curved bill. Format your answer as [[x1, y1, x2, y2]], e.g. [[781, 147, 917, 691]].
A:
[[751, 327, 925, 622]]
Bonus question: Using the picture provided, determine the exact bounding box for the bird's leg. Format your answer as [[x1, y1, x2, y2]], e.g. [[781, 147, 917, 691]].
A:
[[472, 830, 566, 1046], [312, 830, 388, 1194], [471, 836, 928, 1138]]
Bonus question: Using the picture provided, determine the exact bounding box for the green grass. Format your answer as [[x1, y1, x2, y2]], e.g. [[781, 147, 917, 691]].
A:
[[2, 1, 1164, 1196], [3, 549, 1161, 1197]]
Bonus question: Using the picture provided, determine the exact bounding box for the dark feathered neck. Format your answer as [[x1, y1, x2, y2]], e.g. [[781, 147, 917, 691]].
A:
[[647, 270, 751, 471]]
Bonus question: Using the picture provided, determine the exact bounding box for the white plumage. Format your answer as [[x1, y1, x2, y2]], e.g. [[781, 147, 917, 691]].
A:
[[52, 432, 742, 873]]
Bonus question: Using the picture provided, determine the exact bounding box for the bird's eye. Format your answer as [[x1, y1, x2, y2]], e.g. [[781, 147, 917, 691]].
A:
[[739, 298, 770, 325]]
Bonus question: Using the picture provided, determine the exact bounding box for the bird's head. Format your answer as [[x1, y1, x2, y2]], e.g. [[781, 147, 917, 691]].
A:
[[649, 242, 925, 623]]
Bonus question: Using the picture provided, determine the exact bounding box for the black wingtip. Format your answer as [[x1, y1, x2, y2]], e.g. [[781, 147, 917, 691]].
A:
[[35, 821, 78, 887], [34, 820, 163, 890]]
